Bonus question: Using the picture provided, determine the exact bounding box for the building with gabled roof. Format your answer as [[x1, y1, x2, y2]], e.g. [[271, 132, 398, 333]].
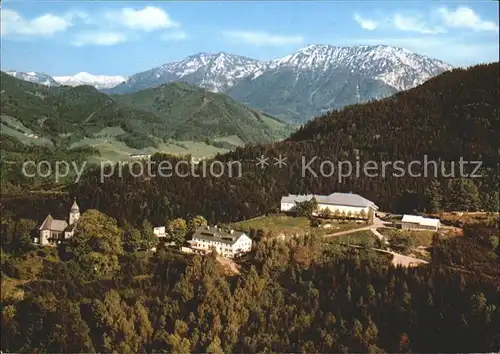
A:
[[280, 192, 378, 218], [401, 215, 440, 231], [189, 226, 252, 258], [37, 198, 81, 245]]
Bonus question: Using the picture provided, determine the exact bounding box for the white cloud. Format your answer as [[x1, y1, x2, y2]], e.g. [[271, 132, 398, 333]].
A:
[[71, 31, 127, 46], [392, 14, 445, 34], [354, 6, 498, 34], [161, 30, 188, 41], [1, 9, 73, 37], [437, 6, 499, 32], [223, 30, 304, 46], [104, 6, 180, 32], [348, 36, 499, 66], [353, 13, 379, 31]]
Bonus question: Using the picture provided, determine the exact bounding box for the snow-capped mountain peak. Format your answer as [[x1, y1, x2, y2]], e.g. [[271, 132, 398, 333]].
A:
[[53, 72, 128, 90], [119, 52, 267, 93], [272, 44, 453, 90], [6, 71, 59, 86], [5, 70, 128, 90]]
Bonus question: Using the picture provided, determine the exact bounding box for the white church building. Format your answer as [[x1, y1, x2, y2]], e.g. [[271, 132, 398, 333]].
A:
[[36, 198, 81, 246], [280, 192, 378, 218]]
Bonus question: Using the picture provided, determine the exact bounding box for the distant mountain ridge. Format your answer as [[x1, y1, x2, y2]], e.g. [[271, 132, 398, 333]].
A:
[[8, 44, 453, 123], [53, 72, 127, 90], [108, 44, 453, 122], [111, 52, 266, 94], [264, 44, 451, 91], [6, 71, 59, 87], [5, 71, 127, 90]]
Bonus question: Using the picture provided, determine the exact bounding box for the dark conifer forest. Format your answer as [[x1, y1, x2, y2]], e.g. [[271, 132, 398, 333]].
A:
[[1, 220, 499, 353]]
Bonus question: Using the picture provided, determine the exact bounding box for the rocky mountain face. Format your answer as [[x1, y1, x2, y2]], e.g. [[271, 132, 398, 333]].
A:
[[107, 45, 453, 122], [265, 45, 452, 91], [227, 45, 453, 121], [107, 52, 266, 94]]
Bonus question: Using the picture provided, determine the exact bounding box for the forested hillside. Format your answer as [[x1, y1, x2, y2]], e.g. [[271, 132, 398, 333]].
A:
[[36, 63, 498, 227], [1, 209, 499, 353], [290, 63, 499, 166], [1, 64, 499, 354], [0, 72, 164, 147], [0, 72, 290, 151], [112, 82, 293, 143]]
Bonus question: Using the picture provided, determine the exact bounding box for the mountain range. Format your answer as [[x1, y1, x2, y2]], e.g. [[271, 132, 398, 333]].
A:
[[52, 72, 127, 90], [6, 71, 60, 87], [7, 44, 453, 123], [6, 71, 127, 90]]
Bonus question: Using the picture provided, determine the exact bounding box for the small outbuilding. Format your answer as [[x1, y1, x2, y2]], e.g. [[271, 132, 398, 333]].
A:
[[401, 215, 440, 232]]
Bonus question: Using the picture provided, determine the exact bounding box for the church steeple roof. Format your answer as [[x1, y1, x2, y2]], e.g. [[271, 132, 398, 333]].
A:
[[71, 198, 79, 212]]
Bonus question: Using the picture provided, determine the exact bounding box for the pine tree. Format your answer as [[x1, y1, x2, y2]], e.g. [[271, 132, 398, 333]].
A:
[[425, 179, 443, 213], [446, 178, 480, 211]]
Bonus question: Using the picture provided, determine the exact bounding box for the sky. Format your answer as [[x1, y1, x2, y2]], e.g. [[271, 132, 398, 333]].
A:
[[1, 0, 499, 76]]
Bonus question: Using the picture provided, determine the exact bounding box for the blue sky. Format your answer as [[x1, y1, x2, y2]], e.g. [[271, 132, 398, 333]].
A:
[[1, 1, 498, 76]]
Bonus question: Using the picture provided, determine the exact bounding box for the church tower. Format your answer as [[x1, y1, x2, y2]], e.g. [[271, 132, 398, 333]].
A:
[[69, 198, 80, 225]]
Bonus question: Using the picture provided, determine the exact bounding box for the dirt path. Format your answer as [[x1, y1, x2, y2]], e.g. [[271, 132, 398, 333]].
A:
[[388, 251, 428, 267], [347, 245, 428, 268], [217, 256, 241, 275], [323, 225, 371, 238], [323, 217, 390, 243]]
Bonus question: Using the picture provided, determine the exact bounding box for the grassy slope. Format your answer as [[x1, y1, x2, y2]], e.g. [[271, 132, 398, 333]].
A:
[[231, 214, 364, 237], [87, 139, 229, 163]]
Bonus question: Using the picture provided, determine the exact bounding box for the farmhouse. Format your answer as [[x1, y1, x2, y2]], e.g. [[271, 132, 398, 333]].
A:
[[280, 192, 378, 218], [401, 215, 441, 232], [37, 198, 81, 245], [189, 226, 252, 258]]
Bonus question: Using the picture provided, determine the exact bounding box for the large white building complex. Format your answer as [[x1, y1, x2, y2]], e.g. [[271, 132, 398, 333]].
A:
[[280, 192, 378, 218], [189, 226, 253, 258]]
